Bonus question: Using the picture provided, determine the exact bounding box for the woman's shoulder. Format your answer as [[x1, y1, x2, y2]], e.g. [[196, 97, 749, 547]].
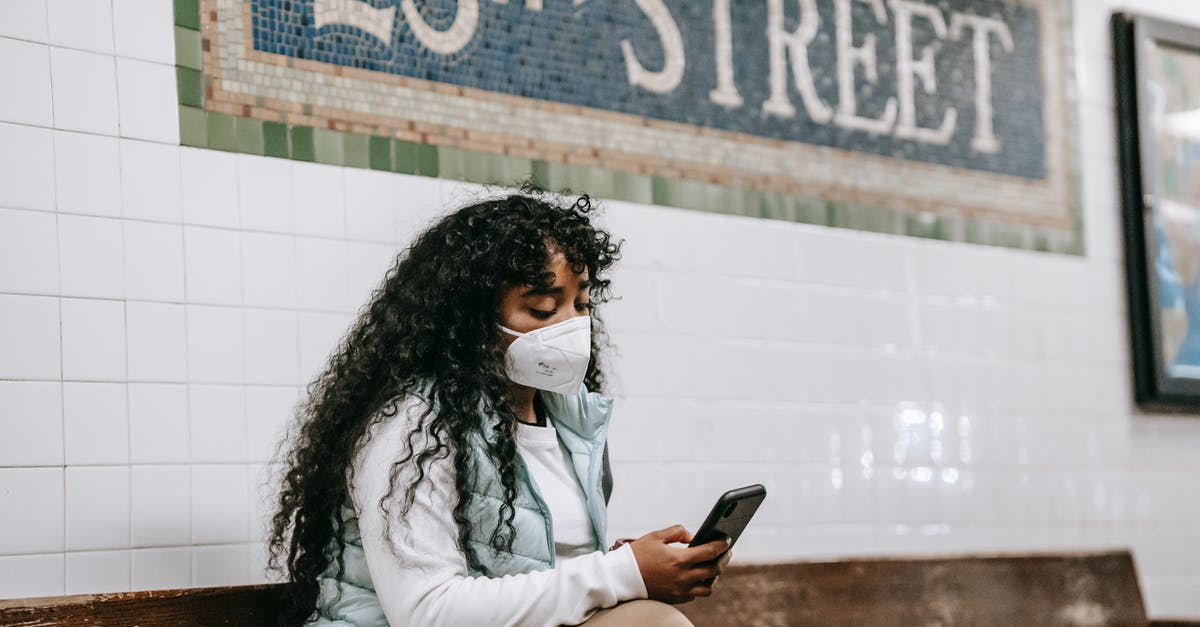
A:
[[541, 383, 614, 440], [366, 389, 438, 445]]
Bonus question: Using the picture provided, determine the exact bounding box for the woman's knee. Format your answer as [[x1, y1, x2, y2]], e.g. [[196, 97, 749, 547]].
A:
[[584, 599, 694, 627]]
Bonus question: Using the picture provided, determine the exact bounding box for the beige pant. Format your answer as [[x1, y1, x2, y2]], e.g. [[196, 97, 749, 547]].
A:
[[579, 600, 695, 626]]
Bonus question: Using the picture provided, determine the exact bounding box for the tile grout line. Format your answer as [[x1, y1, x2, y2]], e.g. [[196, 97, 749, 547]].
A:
[[43, 0, 68, 596], [109, 0, 135, 592]]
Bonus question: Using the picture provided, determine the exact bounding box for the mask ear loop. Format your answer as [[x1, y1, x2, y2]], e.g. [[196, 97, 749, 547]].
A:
[[498, 324, 525, 337]]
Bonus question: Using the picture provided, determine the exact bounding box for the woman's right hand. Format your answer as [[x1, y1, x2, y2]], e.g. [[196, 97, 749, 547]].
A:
[[627, 525, 730, 604]]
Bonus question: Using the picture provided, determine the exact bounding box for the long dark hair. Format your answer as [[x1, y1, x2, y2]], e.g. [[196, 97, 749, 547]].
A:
[[266, 188, 622, 626]]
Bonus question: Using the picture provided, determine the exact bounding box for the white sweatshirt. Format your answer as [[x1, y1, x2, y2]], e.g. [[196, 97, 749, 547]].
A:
[[350, 396, 648, 627]]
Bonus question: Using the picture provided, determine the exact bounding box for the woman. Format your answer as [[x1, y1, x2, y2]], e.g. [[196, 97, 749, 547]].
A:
[[267, 190, 731, 626]]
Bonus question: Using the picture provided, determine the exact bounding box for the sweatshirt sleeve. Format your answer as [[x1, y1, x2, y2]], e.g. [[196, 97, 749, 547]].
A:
[[350, 398, 648, 627]]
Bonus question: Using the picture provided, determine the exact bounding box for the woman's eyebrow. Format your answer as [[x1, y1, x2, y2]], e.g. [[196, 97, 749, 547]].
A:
[[522, 285, 561, 297], [521, 279, 590, 297]]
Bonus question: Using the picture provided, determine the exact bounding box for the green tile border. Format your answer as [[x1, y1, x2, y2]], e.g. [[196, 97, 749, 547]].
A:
[[173, 0, 1084, 256]]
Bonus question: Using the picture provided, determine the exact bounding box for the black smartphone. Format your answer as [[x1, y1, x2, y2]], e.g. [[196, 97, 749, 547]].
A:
[[688, 484, 766, 550]]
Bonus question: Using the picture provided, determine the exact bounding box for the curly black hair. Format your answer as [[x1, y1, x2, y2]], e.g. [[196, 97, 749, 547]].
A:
[[265, 187, 623, 626]]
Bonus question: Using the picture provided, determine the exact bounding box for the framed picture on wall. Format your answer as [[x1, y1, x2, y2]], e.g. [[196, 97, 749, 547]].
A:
[[1114, 14, 1200, 410]]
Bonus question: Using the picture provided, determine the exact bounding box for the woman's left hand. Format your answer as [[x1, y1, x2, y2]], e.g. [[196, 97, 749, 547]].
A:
[[706, 549, 733, 587]]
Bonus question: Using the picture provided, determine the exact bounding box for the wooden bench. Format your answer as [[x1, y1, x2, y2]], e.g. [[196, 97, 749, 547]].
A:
[[1, 550, 1195, 626], [679, 550, 1193, 627]]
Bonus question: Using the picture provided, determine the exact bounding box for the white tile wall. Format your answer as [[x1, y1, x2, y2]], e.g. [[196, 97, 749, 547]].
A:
[[65, 466, 130, 550], [185, 305, 245, 384], [181, 147, 239, 228], [66, 550, 129, 594], [0, 554, 64, 598], [111, 0, 174, 64], [0, 0, 1199, 619], [60, 298, 126, 380], [115, 57, 179, 143], [120, 138, 182, 222], [0, 1, 49, 43], [131, 465, 190, 547], [62, 382, 128, 465], [124, 222, 185, 302], [188, 385, 247, 463], [131, 547, 191, 591], [46, 0, 113, 54], [58, 215, 124, 298], [0, 38, 52, 127], [0, 381, 63, 466], [49, 48, 118, 135], [0, 467, 64, 554], [0, 207, 59, 295], [0, 294, 60, 379], [54, 130, 122, 217], [0, 122, 55, 211], [128, 383, 189, 463]]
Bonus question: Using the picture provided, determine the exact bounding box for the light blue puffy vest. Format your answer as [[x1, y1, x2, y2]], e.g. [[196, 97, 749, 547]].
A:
[[307, 384, 615, 626]]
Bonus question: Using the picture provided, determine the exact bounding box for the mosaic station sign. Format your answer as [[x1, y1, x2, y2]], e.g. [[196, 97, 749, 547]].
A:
[[179, 0, 1081, 251]]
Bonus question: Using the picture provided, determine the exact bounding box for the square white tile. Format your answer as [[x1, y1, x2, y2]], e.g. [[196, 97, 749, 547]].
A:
[[246, 464, 281, 541], [0, 122, 55, 211], [295, 236, 349, 312], [125, 219, 186, 302], [392, 173, 443, 241], [248, 541, 280, 584], [66, 549, 130, 594], [128, 383, 189, 464], [54, 130, 122, 217], [58, 213, 124, 298], [46, 0, 113, 53], [193, 544, 249, 587], [112, 0, 174, 64], [131, 547, 191, 591], [116, 58, 178, 143], [242, 231, 297, 309], [298, 312, 352, 383], [393, 172, 446, 236], [0, 294, 60, 380], [345, 241, 395, 311], [0, 467, 64, 555], [0, 381, 62, 467], [0, 207, 58, 295], [185, 305, 244, 384], [184, 226, 243, 305], [243, 309, 299, 386], [192, 465, 249, 544], [131, 465, 190, 547], [66, 466, 131, 550], [238, 154, 293, 233], [292, 161, 345, 237], [189, 384, 247, 463], [120, 139, 182, 222], [60, 297, 126, 381], [0, 554, 65, 600], [124, 220, 185, 302], [344, 168, 396, 243], [127, 379, 189, 463], [125, 301, 187, 383], [49, 47, 118, 135], [0, 37, 52, 127], [181, 147, 240, 228], [245, 387, 298, 464], [0, 1, 49, 42], [62, 382, 128, 465]]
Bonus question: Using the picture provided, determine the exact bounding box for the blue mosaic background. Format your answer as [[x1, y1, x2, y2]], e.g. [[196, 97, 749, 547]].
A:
[[251, 0, 1046, 179]]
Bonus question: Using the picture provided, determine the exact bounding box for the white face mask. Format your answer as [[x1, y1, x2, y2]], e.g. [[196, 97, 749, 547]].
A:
[[498, 316, 592, 395]]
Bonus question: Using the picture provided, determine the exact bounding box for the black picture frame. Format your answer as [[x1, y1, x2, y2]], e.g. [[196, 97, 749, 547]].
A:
[[1114, 13, 1200, 410]]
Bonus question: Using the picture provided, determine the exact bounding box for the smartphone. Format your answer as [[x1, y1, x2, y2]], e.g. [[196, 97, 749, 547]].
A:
[[688, 484, 766, 550]]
